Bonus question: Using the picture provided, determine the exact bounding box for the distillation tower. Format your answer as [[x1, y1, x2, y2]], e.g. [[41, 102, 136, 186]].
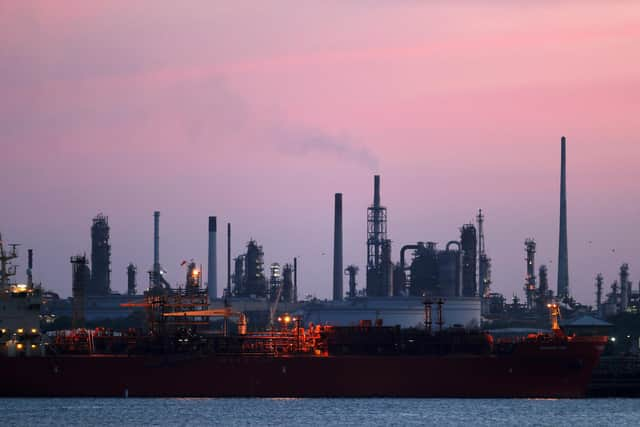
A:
[[524, 239, 537, 309], [460, 224, 477, 297], [90, 214, 111, 296]]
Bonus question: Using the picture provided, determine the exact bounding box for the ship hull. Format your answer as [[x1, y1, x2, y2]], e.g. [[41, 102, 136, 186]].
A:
[[0, 341, 602, 398]]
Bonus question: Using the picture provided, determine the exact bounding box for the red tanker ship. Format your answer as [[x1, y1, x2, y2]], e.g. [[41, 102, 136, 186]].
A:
[[0, 295, 607, 398]]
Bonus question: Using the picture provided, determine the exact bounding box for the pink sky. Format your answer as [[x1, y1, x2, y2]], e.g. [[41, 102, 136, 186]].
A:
[[2, 1, 640, 304]]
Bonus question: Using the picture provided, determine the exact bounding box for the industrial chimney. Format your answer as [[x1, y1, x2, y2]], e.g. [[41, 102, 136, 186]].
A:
[[293, 257, 298, 303], [27, 249, 33, 287], [208, 216, 217, 301], [227, 222, 231, 297], [153, 211, 160, 286], [333, 193, 343, 301], [557, 136, 569, 299]]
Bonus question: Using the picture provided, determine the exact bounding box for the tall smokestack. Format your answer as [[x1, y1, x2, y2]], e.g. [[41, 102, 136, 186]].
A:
[[153, 211, 160, 272], [152, 211, 162, 289], [27, 249, 33, 287], [333, 193, 343, 301], [557, 136, 569, 299], [373, 175, 381, 207], [227, 222, 231, 296], [208, 216, 217, 300], [293, 257, 298, 302]]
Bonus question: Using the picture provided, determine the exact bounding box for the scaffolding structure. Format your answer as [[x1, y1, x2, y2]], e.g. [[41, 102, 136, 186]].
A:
[[366, 175, 392, 296]]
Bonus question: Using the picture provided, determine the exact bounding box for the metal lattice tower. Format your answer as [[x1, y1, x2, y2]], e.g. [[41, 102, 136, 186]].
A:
[[366, 175, 391, 296], [477, 209, 492, 298], [367, 175, 387, 273]]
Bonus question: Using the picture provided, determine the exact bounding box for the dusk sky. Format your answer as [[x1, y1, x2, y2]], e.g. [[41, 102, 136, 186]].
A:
[[2, 1, 639, 305]]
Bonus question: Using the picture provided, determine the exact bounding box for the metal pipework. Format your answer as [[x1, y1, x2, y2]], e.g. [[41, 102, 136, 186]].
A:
[[445, 241, 463, 297], [400, 244, 420, 271], [399, 244, 421, 296], [436, 298, 445, 332], [333, 193, 343, 301], [446, 241, 461, 252], [423, 296, 433, 335]]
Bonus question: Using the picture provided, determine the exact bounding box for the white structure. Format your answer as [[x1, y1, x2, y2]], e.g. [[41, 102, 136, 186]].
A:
[[302, 296, 481, 329]]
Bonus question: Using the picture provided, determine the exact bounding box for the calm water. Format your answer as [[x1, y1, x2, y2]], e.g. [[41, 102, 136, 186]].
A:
[[2, 398, 638, 426]]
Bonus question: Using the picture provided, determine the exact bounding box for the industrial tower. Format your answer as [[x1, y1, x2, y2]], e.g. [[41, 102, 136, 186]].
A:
[[269, 263, 282, 302], [345, 265, 359, 298], [333, 193, 343, 301], [595, 273, 604, 315], [620, 263, 630, 311], [366, 175, 393, 296], [149, 211, 170, 291], [184, 261, 201, 295], [557, 136, 570, 299], [232, 240, 267, 298], [127, 263, 137, 296], [524, 239, 537, 309], [538, 265, 549, 303], [281, 263, 295, 303], [477, 209, 492, 298], [460, 224, 477, 297], [71, 254, 90, 329], [90, 214, 111, 296]]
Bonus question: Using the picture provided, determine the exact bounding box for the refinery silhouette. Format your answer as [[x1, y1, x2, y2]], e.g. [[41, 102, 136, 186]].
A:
[[0, 136, 629, 331]]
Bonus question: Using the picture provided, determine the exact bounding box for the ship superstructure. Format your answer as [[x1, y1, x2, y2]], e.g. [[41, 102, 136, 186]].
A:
[[0, 234, 42, 356]]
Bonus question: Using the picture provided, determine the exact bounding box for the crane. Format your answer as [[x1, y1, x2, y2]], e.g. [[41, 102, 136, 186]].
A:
[[269, 279, 286, 329]]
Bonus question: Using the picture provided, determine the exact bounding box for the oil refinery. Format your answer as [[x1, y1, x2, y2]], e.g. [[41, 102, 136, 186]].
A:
[[1, 136, 640, 397]]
